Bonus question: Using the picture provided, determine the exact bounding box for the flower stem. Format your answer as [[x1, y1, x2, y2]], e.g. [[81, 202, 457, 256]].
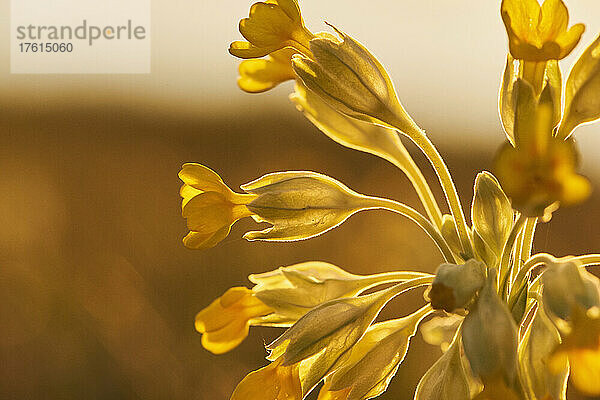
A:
[[507, 253, 600, 309], [387, 145, 444, 229], [397, 125, 474, 259], [366, 196, 456, 263], [511, 217, 537, 282], [499, 214, 526, 298]]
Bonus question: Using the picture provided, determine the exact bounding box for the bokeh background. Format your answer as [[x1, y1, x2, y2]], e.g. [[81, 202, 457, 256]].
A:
[[2, 0, 600, 399]]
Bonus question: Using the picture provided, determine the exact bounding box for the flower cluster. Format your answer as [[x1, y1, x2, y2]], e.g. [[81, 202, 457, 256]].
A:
[[182, 0, 600, 398]]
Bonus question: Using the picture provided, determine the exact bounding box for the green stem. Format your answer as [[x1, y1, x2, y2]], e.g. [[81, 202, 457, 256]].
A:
[[391, 122, 473, 258], [511, 217, 537, 283], [387, 148, 444, 230], [508, 253, 600, 309], [573, 254, 600, 266], [520, 218, 537, 261], [356, 271, 434, 293], [511, 231, 525, 285], [499, 215, 526, 298], [372, 276, 435, 308], [366, 197, 456, 263]]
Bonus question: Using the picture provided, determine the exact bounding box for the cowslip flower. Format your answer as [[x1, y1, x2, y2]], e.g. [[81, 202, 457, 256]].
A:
[[184, 0, 600, 398], [237, 48, 296, 93], [549, 308, 600, 396], [501, 0, 585, 61], [415, 333, 474, 400], [291, 26, 419, 134], [462, 270, 519, 388], [519, 303, 568, 400], [229, 0, 313, 59], [194, 262, 432, 354], [195, 287, 273, 354], [316, 306, 431, 400], [429, 259, 486, 313], [495, 54, 591, 218], [251, 261, 430, 323], [230, 356, 304, 400], [179, 163, 256, 249], [542, 260, 600, 319], [494, 78, 590, 219], [494, 137, 590, 219]]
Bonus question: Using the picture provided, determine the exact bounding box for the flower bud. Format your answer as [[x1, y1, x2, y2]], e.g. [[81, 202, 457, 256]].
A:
[[471, 172, 513, 259], [179, 163, 256, 249], [250, 261, 413, 323], [542, 260, 600, 320], [241, 171, 371, 241], [291, 26, 417, 133], [267, 278, 430, 393], [429, 259, 486, 313], [318, 307, 430, 400], [462, 269, 519, 386]]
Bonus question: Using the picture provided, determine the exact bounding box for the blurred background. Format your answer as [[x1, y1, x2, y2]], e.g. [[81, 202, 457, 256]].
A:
[[1, 0, 600, 399]]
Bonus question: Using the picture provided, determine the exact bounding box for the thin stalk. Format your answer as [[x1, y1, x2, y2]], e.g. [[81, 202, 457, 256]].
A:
[[372, 276, 435, 309], [356, 271, 434, 294], [573, 254, 600, 266], [512, 217, 537, 282], [366, 196, 456, 263], [499, 214, 526, 298], [391, 122, 473, 258], [520, 218, 538, 261], [508, 253, 600, 309], [387, 149, 444, 229], [511, 230, 525, 285]]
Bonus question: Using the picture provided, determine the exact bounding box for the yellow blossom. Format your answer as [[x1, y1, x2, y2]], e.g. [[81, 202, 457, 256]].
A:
[[195, 287, 273, 354], [501, 0, 585, 61], [230, 356, 303, 400], [229, 0, 313, 59], [179, 163, 256, 249], [317, 308, 431, 400], [238, 48, 296, 93], [291, 26, 417, 133], [494, 138, 590, 218], [549, 308, 600, 396]]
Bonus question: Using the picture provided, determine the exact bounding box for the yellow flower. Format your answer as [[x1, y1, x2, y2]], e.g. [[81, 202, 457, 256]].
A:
[[317, 308, 431, 400], [238, 48, 296, 93], [494, 138, 590, 218], [229, 0, 313, 59], [501, 0, 585, 61], [179, 163, 256, 249], [292, 26, 417, 133], [195, 287, 273, 354], [549, 308, 600, 396], [230, 356, 303, 400]]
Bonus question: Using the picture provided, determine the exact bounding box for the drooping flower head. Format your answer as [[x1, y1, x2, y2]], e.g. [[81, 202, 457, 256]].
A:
[[195, 287, 273, 354], [494, 137, 590, 219], [179, 163, 256, 249], [229, 0, 313, 59]]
